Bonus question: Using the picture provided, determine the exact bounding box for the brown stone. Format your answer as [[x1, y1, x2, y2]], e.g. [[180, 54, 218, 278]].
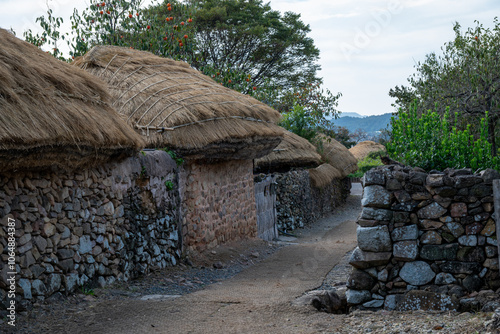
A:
[[419, 220, 443, 230], [450, 203, 467, 218], [481, 219, 496, 236], [421, 231, 442, 245], [466, 222, 483, 235]]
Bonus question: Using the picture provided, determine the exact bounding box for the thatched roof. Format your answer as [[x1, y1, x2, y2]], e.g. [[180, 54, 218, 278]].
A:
[[349, 140, 386, 161], [73, 46, 284, 160], [0, 29, 144, 172], [315, 134, 358, 177], [308, 163, 343, 188], [254, 131, 321, 173]]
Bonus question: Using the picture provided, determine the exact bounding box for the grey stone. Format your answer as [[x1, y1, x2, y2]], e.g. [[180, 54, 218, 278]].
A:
[[426, 174, 444, 187], [463, 275, 483, 292], [363, 169, 385, 186], [409, 171, 427, 185], [435, 273, 457, 285], [357, 226, 392, 252], [397, 290, 458, 311], [347, 269, 375, 290], [31, 279, 47, 296], [57, 249, 75, 260], [64, 273, 79, 293], [418, 202, 447, 219], [103, 202, 115, 216], [393, 241, 418, 261], [349, 247, 392, 269], [30, 264, 45, 278], [33, 236, 48, 252], [458, 235, 477, 246], [79, 235, 93, 254], [483, 258, 499, 270], [439, 261, 481, 274], [47, 274, 61, 295], [480, 169, 500, 185], [399, 261, 436, 286], [434, 186, 457, 197], [18, 279, 32, 299], [482, 301, 500, 312], [363, 299, 384, 308], [420, 244, 458, 261], [362, 185, 391, 208], [393, 212, 410, 224], [59, 259, 75, 273], [455, 175, 481, 188], [377, 269, 389, 282], [446, 222, 465, 238], [470, 184, 492, 197], [346, 289, 371, 305], [460, 298, 481, 312], [360, 207, 393, 221], [420, 231, 442, 245], [391, 225, 418, 241], [61, 227, 70, 239], [384, 294, 404, 310]]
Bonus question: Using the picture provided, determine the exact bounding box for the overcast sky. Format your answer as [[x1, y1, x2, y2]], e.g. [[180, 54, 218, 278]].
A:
[[1, 0, 499, 116]]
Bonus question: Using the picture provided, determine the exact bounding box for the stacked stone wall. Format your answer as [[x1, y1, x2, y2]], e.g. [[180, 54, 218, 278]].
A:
[[273, 170, 351, 232], [347, 165, 500, 311], [0, 151, 181, 308]]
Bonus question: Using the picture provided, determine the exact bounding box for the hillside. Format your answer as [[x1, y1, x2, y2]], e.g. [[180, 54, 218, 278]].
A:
[[332, 113, 393, 134]]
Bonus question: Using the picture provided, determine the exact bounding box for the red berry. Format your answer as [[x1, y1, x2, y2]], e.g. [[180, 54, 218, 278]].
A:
[[136, 12, 139, 16], [184, 34, 188, 39], [181, 21, 185, 25], [253, 86, 257, 90], [100, 10, 103, 15], [106, 10, 110, 14], [102, 2, 105, 6], [166, 17, 169, 21], [188, 18, 192, 23], [246, 78, 249, 82], [179, 42, 183, 47], [167, 3, 171, 6], [168, 6, 172, 11], [170, 17, 173, 20], [163, 37, 168, 41], [129, 13, 133, 18], [228, 79, 232, 83], [147, 25, 151, 29]]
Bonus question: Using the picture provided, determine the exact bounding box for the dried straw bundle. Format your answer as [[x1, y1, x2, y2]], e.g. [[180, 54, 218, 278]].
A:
[[74, 46, 284, 160], [308, 163, 343, 188], [254, 130, 321, 172], [315, 134, 358, 177], [0, 29, 144, 171], [349, 140, 386, 161]]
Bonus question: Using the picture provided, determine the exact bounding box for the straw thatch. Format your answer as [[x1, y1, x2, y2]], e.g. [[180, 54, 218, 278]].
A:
[[254, 130, 321, 172], [73, 45, 284, 160], [0, 29, 144, 171], [315, 134, 358, 177], [349, 140, 386, 161], [308, 163, 343, 188]]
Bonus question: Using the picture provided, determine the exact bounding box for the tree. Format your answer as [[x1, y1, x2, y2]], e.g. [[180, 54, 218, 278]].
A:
[[189, 0, 321, 91], [389, 19, 500, 155]]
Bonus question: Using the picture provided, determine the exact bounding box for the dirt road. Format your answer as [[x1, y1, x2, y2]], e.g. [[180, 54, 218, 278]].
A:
[[32, 189, 361, 334]]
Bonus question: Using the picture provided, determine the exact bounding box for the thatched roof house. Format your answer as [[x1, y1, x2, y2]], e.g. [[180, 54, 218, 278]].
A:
[[349, 140, 386, 161], [315, 135, 358, 177], [254, 130, 321, 173], [74, 46, 284, 160], [309, 163, 343, 188], [0, 30, 144, 171]]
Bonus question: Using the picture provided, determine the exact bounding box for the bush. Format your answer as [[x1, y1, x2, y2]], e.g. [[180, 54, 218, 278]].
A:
[[387, 103, 500, 171], [348, 154, 384, 178]]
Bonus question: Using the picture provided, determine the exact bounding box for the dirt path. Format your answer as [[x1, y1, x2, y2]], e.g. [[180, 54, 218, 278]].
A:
[[27, 189, 360, 334]]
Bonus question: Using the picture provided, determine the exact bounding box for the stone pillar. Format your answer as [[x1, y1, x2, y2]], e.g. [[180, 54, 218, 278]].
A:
[[492, 179, 500, 272]]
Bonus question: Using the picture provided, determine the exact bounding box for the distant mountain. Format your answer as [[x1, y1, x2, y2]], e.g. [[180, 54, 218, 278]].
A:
[[332, 113, 393, 134], [339, 112, 365, 118]]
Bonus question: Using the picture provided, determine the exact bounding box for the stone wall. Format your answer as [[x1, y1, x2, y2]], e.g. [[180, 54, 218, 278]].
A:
[[0, 151, 181, 308], [274, 170, 351, 232], [347, 165, 500, 312], [180, 159, 257, 253]]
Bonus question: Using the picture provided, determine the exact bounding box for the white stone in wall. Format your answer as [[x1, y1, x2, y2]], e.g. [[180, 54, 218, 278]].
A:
[[362, 185, 391, 208], [357, 226, 392, 252], [399, 261, 436, 286]]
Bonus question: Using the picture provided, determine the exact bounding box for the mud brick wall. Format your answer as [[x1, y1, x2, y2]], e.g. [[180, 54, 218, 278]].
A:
[[346, 165, 500, 312], [180, 159, 257, 253], [273, 170, 351, 233], [0, 151, 181, 308]]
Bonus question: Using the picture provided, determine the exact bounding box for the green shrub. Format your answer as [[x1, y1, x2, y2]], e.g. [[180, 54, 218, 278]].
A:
[[387, 104, 500, 171], [348, 154, 384, 178]]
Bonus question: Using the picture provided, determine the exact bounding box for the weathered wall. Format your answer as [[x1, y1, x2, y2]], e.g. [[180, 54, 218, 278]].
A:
[[347, 165, 500, 311], [180, 159, 257, 253], [274, 170, 351, 232], [0, 151, 181, 308]]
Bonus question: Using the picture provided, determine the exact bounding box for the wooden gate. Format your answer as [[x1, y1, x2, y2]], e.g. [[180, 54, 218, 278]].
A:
[[254, 175, 278, 241]]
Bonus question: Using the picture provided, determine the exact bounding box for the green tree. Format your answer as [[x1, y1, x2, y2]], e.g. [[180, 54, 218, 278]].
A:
[[390, 18, 500, 155], [190, 0, 321, 91]]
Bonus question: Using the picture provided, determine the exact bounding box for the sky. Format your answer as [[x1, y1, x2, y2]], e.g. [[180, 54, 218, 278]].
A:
[[1, 0, 499, 116]]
